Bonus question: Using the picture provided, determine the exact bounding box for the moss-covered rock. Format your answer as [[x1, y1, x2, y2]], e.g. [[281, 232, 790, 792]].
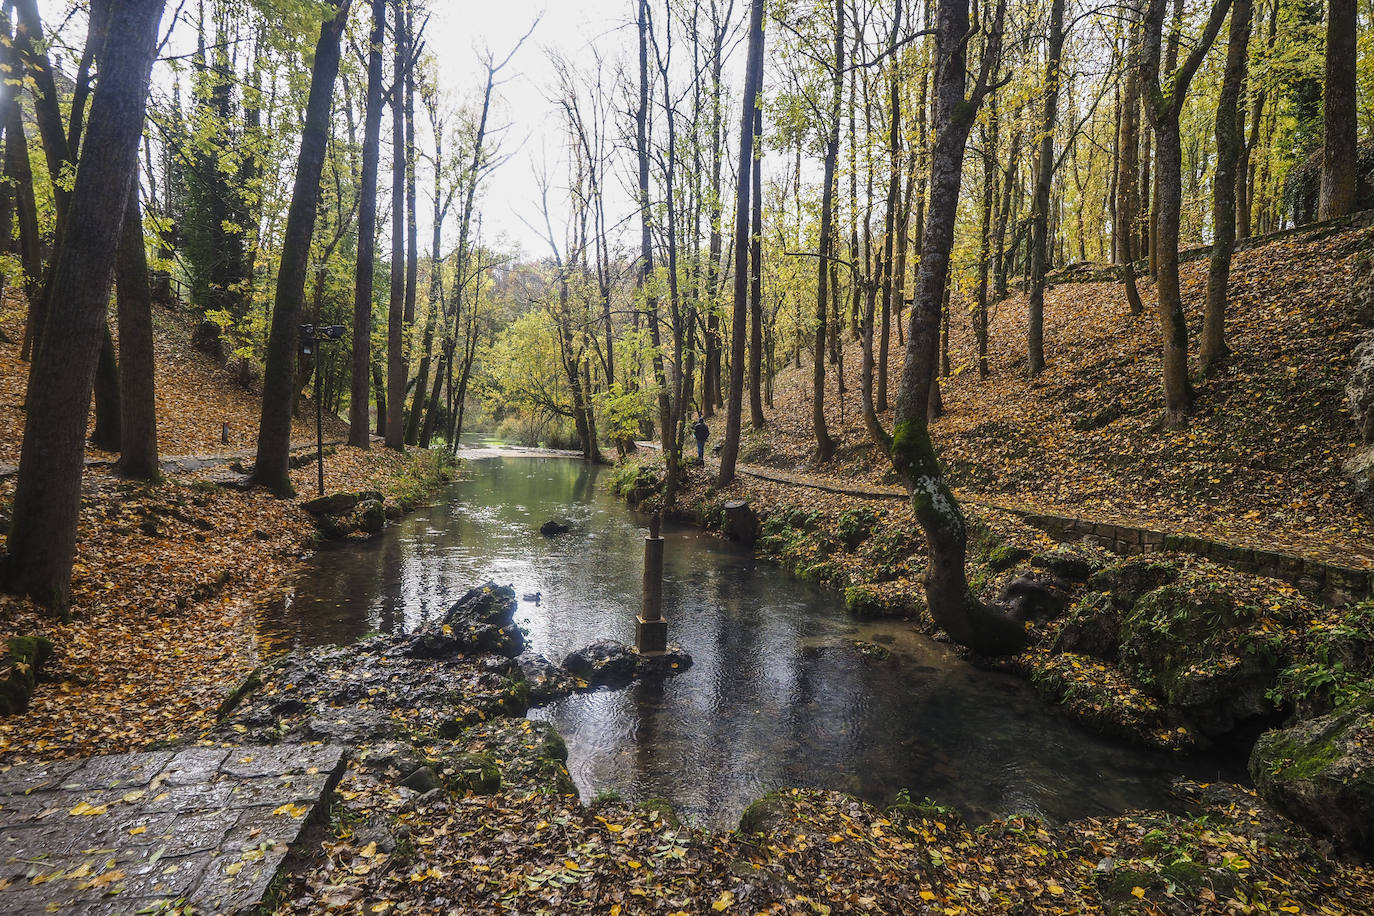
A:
[[0, 636, 53, 716], [438, 752, 502, 795], [1250, 693, 1374, 853], [999, 570, 1072, 621], [1119, 575, 1287, 738], [315, 513, 355, 540], [739, 791, 792, 835], [985, 544, 1031, 573], [454, 717, 576, 796], [1051, 592, 1122, 660], [1031, 548, 1106, 582], [637, 798, 682, 828], [1088, 557, 1180, 607], [358, 499, 387, 534], [843, 584, 922, 621]]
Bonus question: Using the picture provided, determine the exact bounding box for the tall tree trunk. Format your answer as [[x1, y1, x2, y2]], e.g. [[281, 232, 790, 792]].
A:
[[2, 0, 163, 610], [385, 0, 408, 450], [1202, 0, 1252, 373], [635, 0, 679, 501], [373, 361, 387, 438], [975, 111, 996, 377], [115, 187, 159, 480], [251, 0, 352, 493], [879, 5, 903, 411], [892, 0, 1024, 656], [1141, 0, 1233, 425], [703, 7, 726, 418], [1117, 16, 1145, 315], [12, 0, 74, 220], [1027, 0, 1065, 376], [992, 132, 1020, 300], [418, 346, 447, 449], [350, 0, 386, 449], [404, 7, 419, 328], [7, 104, 43, 359], [1318, 0, 1357, 218], [812, 0, 843, 463], [90, 326, 121, 452], [407, 208, 444, 446], [748, 101, 765, 431], [718, 0, 764, 487]]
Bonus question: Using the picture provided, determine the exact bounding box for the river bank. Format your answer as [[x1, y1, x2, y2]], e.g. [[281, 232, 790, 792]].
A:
[[612, 456, 1374, 855], [0, 446, 454, 763], [233, 578, 1374, 915], [7, 449, 1371, 913]]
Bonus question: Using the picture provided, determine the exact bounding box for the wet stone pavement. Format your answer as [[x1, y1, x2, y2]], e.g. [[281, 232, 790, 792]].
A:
[[0, 744, 346, 915]]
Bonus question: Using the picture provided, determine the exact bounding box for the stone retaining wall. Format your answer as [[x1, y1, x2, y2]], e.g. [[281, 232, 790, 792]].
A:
[[1020, 511, 1373, 606], [1047, 208, 1374, 286]]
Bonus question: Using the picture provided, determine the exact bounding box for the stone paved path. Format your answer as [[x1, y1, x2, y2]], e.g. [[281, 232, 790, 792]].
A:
[[0, 744, 345, 915]]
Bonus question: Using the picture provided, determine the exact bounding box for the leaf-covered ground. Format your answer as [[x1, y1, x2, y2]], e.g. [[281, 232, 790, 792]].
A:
[[0, 295, 343, 468], [750, 223, 1373, 570], [270, 710, 1374, 916], [0, 446, 444, 763]]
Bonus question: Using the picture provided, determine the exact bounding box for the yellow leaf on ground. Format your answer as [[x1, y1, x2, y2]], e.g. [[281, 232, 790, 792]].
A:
[[68, 801, 109, 816]]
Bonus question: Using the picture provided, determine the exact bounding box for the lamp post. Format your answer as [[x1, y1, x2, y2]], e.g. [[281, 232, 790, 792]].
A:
[[300, 324, 346, 495]]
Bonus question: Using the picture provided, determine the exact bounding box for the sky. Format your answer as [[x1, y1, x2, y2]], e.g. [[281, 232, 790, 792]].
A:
[[33, 0, 754, 258], [33, 0, 639, 256], [421, 0, 634, 256]]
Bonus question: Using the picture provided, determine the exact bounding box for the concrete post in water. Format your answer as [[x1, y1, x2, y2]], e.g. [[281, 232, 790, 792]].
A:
[[637, 512, 668, 654]]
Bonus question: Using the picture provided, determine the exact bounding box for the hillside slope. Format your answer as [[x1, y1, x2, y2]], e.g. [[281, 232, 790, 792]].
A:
[[0, 294, 346, 467], [750, 221, 1374, 568]]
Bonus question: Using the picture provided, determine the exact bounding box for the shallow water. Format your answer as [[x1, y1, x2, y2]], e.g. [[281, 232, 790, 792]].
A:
[[260, 453, 1235, 829]]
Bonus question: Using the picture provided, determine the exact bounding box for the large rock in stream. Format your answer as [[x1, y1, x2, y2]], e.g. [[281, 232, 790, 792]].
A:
[[562, 639, 693, 689], [1250, 695, 1374, 854], [217, 583, 529, 747]]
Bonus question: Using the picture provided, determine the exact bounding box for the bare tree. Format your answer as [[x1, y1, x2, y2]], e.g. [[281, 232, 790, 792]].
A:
[[1139, 0, 1233, 425]]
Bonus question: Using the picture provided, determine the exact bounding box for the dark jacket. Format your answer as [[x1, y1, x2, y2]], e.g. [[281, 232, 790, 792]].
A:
[[692, 419, 709, 442]]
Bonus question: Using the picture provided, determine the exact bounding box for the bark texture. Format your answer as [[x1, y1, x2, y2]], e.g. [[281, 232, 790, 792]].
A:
[[115, 188, 159, 481], [349, 0, 386, 449], [2, 0, 164, 609], [891, 0, 1025, 656], [252, 1, 352, 493], [718, 0, 765, 486]]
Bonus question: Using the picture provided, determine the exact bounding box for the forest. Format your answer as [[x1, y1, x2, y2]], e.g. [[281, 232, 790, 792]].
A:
[[1, 0, 1374, 913]]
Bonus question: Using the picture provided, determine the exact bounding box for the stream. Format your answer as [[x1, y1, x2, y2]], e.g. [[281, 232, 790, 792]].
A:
[[258, 451, 1234, 830]]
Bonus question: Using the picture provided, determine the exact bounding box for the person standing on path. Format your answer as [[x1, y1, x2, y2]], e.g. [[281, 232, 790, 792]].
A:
[[692, 416, 710, 463]]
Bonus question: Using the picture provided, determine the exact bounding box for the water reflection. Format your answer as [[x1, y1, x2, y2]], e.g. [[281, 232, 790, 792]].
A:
[[260, 454, 1235, 829]]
